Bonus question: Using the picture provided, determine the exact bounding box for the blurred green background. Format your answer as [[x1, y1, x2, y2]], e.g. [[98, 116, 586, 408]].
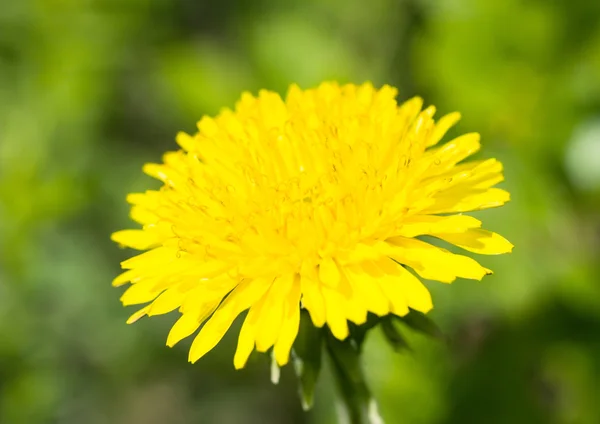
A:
[[1, 0, 600, 423]]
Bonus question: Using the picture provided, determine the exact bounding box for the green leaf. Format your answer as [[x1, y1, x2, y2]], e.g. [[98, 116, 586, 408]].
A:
[[394, 309, 446, 341], [292, 310, 324, 411], [380, 316, 412, 352]]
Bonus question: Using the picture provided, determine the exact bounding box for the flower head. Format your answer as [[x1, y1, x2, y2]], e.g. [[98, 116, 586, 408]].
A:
[[112, 82, 512, 369]]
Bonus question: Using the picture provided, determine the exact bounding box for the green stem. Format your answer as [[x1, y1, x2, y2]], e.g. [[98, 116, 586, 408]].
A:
[[326, 334, 384, 424]]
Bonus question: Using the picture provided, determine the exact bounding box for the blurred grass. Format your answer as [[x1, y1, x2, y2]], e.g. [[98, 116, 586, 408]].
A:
[[1, 0, 599, 423]]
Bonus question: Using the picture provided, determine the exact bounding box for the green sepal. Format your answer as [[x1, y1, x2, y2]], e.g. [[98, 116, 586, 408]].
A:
[[348, 313, 381, 350], [326, 331, 383, 424], [380, 316, 412, 352], [394, 308, 446, 341], [292, 309, 324, 411]]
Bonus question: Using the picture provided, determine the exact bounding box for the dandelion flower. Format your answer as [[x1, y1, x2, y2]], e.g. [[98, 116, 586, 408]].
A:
[[112, 82, 512, 369]]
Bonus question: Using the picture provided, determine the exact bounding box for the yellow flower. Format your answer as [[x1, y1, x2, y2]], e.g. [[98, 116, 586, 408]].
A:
[[112, 82, 512, 369]]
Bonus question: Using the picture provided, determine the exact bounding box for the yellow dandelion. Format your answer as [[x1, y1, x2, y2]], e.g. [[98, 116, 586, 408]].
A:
[[112, 82, 512, 370]]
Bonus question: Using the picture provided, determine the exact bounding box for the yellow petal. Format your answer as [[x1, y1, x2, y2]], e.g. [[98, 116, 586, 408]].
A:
[[435, 229, 513, 255], [396, 214, 481, 238], [188, 278, 272, 363], [167, 313, 202, 347], [120, 247, 178, 270], [439, 158, 502, 179], [254, 275, 295, 352], [427, 112, 461, 147], [176, 131, 196, 152], [178, 277, 238, 314], [142, 163, 185, 188], [233, 306, 261, 369], [361, 260, 412, 316], [319, 257, 341, 287], [381, 238, 492, 283], [340, 242, 383, 263], [407, 106, 436, 155], [167, 301, 220, 347], [343, 291, 368, 326], [112, 269, 138, 287], [130, 206, 158, 225], [273, 275, 302, 366], [126, 306, 150, 324], [333, 267, 368, 325], [300, 274, 326, 327], [427, 133, 481, 171], [188, 308, 241, 364], [398, 96, 423, 124], [469, 173, 505, 190], [321, 286, 349, 340], [439, 164, 505, 194], [420, 188, 510, 215], [455, 159, 504, 190], [111, 230, 161, 250], [415, 158, 503, 201], [126, 191, 160, 207], [396, 266, 433, 314], [365, 261, 411, 316], [120, 279, 163, 305], [377, 276, 410, 316], [197, 116, 220, 136], [148, 286, 189, 316], [343, 266, 390, 316]]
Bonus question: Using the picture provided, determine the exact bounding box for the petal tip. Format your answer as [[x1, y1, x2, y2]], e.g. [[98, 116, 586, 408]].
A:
[[275, 355, 290, 367], [126, 307, 149, 324], [233, 358, 247, 370], [331, 326, 349, 341], [112, 271, 132, 287]]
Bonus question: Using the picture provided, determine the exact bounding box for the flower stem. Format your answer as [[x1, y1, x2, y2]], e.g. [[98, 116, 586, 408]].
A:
[[326, 333, 384, 424]]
